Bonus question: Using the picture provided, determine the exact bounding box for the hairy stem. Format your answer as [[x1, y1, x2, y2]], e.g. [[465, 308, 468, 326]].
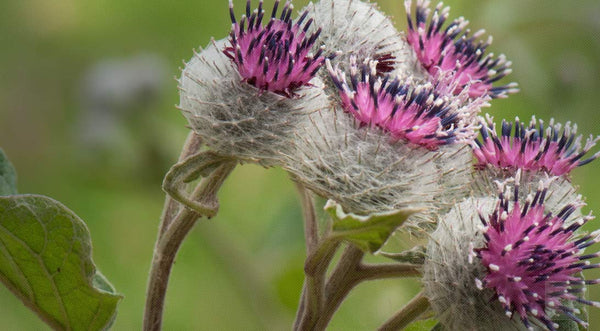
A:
[[143, 162, 235, 331], [378, 291, 430, 331], [296, 182, 318, 255]]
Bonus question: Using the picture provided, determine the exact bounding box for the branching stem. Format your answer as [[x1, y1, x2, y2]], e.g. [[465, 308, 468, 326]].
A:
[[143, 137, 235, 331]]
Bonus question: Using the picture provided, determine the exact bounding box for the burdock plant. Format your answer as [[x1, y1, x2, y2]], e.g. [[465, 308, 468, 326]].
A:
[[1, 0, 598, 330]]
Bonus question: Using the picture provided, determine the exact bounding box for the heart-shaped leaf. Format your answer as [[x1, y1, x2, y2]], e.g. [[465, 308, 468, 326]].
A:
[[325, 200, 421, 253], [0, 194, 121, 330]]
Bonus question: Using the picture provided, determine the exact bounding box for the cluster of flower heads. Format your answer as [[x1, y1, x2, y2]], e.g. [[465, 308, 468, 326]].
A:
[[179, 0, 515, 159], [444, 115, 600, 330], [178, 0, 600, 329], [427, 116, 600, 330]]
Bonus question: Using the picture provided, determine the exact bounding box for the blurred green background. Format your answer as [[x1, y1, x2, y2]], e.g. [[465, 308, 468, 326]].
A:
[[1, 0, 599, 329]]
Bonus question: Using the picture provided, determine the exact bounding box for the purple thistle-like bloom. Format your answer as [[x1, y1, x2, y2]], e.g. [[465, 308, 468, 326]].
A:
[[475, 181, 600, 330], [327, 58, 480, 149], [404, 0, 518, 99], [473, 115, 600, 176], [224, 0, 325, 96]]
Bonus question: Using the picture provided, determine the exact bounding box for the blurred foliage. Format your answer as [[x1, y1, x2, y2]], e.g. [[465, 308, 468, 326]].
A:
[[0, 0, 599, 329]]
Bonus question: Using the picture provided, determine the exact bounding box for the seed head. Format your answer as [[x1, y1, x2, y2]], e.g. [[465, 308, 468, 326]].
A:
[[179, 39, 329, 165], [404, 0, 518, 98], [424, 197, 526, 330], [283, 92, 474, 234], [426, 181, 600, 330]]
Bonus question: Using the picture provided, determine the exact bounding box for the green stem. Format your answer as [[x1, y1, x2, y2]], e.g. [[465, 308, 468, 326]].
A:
[[304, 236, 341, 277], [311, 246, 423, 330], [378, 291, 430, 331]]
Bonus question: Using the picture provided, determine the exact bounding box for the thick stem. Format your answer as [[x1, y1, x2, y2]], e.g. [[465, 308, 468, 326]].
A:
[[311, 248, 422, 330], [304, 237, 341, 277], [143, 162, 235, 331], [378, 291, 430, 331]]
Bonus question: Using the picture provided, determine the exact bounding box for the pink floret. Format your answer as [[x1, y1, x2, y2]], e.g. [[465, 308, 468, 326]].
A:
[[328, 59, 476, 149], [473, 116, 600, 176], [224, 0, 325, 97], [404, 0, 517, 99]]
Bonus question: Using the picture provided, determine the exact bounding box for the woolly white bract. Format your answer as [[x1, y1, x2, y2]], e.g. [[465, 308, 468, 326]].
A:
[[471, 169, 583, 225]]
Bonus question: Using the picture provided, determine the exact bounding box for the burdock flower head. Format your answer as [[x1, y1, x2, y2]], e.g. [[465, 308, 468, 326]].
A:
[[471, 115, 600, 216], [306, 0, 423, 80], [283, 58, 484, 232], [424, 180, 600, 330], [178, 0, 328, 165], [404, 0, 518, 98], [475, 182, 600, 330]]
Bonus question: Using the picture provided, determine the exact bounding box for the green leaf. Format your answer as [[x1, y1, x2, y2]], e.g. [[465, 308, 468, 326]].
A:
[[325, 200, 421, 253], [0, 194, 122, 330], [0, 149, 17, 196]]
